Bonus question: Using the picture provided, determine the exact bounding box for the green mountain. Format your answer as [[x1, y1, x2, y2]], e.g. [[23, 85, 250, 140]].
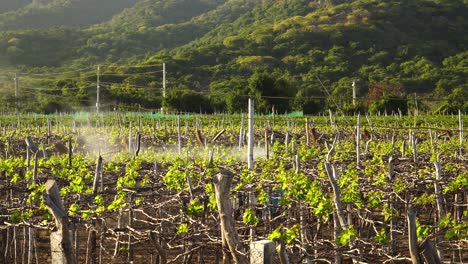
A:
[[0, 0, 31, 14], [0, 0, 466, 114], [0, 0, 140, 30]]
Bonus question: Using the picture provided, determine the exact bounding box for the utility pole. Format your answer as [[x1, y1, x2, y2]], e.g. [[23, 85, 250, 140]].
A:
[[96, 65, 100, 113], [161, 62, 166, 114], [162, 62, 166, 98], [14, 73, 19, 115], [352, 80, 356, 107]]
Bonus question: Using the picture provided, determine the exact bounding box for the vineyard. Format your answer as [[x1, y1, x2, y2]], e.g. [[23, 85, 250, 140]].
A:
[[0, 111, 466, 263]]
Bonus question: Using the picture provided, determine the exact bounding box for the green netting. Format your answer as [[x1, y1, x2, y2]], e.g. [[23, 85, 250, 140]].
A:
[[287, 111, 303, 117]]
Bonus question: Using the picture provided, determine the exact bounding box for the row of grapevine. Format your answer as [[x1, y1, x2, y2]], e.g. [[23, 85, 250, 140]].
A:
[[0, 111, 466, 263]]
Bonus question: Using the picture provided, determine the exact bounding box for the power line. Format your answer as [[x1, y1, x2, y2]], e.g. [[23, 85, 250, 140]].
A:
[[100, 82, 161, 90], [21, 90, 94, 103], [20, 85, 95, 91], [25, 66, 94, 76], [22, 74, 96, 81], [99, 70, 163, 76], [101, 63, 163, 68]]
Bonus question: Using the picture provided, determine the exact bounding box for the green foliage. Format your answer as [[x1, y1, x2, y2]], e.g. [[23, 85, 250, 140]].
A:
[[336, 226, 357, 246], [413, 193, 435, 206], [268, 224, 299, 244], [374, 228, 389, 245], [68, 204, 80, 216], [444, 171, 468, 193], [365, 190, 382, 208], [27, 183, 46, 206], [243, 208, 259, 226], [339, 164, 363, 207], [416, 219, 430, 241], [107, 191, 127, 211], [163, 164, 187, 192], [186, 198, 204, 217], [439, 213, 468, 240], [0, 156, 25, 183], [176, 223, 189, 235], [382, 204, 399, 222], [393, 177, 407, 193], [9, 210, 22, 224], [117, 158, 142, 188], [164, 89, 211, 113], [247, 70, 296, 114]]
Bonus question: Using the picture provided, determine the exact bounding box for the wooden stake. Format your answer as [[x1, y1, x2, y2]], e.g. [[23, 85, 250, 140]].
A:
[[213, 170, 247, 264], [407, 207, 421, 264], [247, 99, 254, 171], [43, 180, 76, 264]]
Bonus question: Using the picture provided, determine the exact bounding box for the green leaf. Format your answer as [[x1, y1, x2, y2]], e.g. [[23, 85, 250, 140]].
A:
[[177, 223, 189, 234], [186, 198, 204, 217], [267, 224, 299, 244], [9, 210, 21, 224], [94, 195, 104, 206], [337, 226, 357, 246], [243, 208, 259, 226], [374, 228, 389, 245], [68, 204, 80, 216]]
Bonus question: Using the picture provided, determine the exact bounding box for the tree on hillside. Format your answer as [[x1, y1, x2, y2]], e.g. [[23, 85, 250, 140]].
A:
[[367, 82, 407, 114], [247, 70, 296, 114], [434, 87, 468, 114], [163, 88, 211, 113]]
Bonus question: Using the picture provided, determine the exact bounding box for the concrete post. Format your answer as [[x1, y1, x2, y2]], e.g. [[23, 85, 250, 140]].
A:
[[250, 240, 276, 264]]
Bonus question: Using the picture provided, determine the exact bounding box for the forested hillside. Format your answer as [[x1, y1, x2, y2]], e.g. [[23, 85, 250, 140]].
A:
[[0, 0, 31, 13], [0, 0, 466, 114], [0, 0, 140, 30]]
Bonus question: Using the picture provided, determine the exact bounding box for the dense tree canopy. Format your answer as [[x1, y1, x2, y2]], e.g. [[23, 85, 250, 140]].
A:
[[0, 0, 466, 114]]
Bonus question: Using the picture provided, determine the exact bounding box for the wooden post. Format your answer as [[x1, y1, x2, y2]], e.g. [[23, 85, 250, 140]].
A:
[[177, 115, 182, 155], [134, 132, 141, 157], [247, 99, 254, 171], [213, 170, 247, 264], [47, 118, 52, 144], [356, 114, 361, 167], [433, 159, 445, 260], [150, 232, 167, 264], [43, 180, 77, 264], [325, 163, 347, 230], [388, 156, 395, 180], [419, 238, 442, 264], [128, 122, 133, 153], [68, 137, 72, 167], [92, 156, 103, 195], [407, 207, 421, 264], [42, 142, 47, 160], [305, 118, 309, 147], [459, 110, 463, 157], [402, 139, 407, 158], [27, 141, 39, 264], [295, 155, 301, 174], [411, 131, 418, 164], [276, 240, 290, 264], [128, 195, 134, 263], [333, 212, 342, 264], [239, 113, 245, 150]]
